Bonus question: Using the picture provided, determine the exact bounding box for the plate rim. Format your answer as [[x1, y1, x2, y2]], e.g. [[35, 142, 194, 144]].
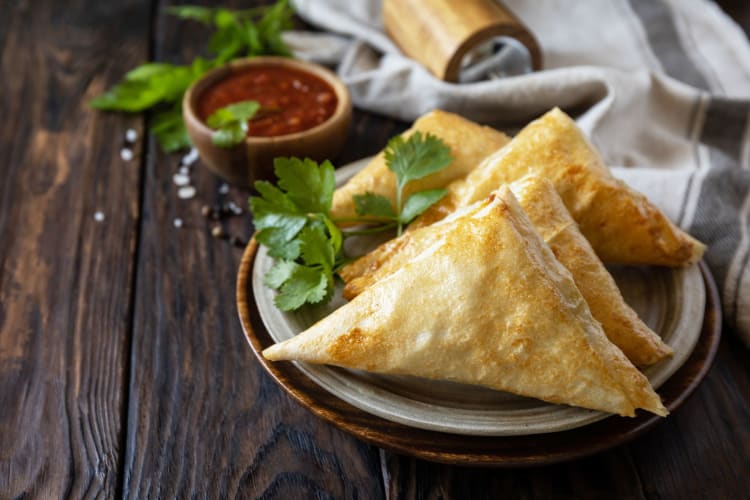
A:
[[252, 232, 705, 436], [237, 234, 722, 466]]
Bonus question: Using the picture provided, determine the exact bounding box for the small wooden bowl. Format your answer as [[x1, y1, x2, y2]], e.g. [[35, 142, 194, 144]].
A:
[[183, 57, 352, 187]]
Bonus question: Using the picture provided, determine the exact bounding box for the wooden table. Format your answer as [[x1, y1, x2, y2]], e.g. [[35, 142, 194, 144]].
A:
[[1, 1, 748, 498]]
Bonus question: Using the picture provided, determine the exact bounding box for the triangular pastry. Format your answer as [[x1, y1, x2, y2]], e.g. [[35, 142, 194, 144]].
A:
[[330, 110, 510, 221], [410, 108, 705, 266], [264, 187, 667, 417], [511, 175, 672, 366], [341, 175, 672, 366]]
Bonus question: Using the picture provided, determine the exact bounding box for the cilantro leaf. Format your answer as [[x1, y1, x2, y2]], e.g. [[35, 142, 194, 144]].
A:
[[165, 5, 215, 24], [91, 62, 205, 113], [321, 215, 343, 255], [90, 1, 293, 152], [264, 259, 300, 289], [206, 100, 260, 148], [274, 265, 329, 310], [264, 260, 297, 289], [211, 123, 246, 148], [384, 132, 452, 189], [125, 63, 176, 81], [274, 158, 335, 214], [250, 132, 453, 312], [206, 101, 260, 128], [255, 0, 294, 56], [353, 193, 397, 219], [151, 107, 191, 152], [382, 131, 453, 234], [256, 227, 301, 260], [250, 181, 307, 256], [298, 225, 334, 271], [400, 189, 447, 224]]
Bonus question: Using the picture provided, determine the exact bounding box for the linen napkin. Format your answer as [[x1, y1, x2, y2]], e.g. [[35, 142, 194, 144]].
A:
[[286, 0, 750, 347]]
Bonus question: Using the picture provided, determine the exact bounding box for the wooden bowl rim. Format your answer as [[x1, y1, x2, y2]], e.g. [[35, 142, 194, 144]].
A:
[[236, 238, 722, 467], [183, 56, 352, 146]]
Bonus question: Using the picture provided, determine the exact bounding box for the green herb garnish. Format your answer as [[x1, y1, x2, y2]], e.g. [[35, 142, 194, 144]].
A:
[[90, 1, 293, 152], [251, 158, 341, 310], [354, 132, 451, 235], [250, 133, 453, 311], [206, 100, 261, 147]]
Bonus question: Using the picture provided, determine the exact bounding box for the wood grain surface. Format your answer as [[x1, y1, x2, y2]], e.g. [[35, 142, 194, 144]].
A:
[[0, 0, 147, 497], [0, 0, 748, 498]]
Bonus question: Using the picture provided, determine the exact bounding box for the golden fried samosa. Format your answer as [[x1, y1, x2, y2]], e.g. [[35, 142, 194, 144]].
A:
[[511, 175, 672, 366], [410, 108, 705, 266], [264, 187, 667, 417], [341, 175, 672, 366], [330, 110, 509, 221]]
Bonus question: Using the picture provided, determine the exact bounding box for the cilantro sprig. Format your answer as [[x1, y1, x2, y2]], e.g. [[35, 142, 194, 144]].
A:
[[90, 1, 293, 152], [250, 133, 453, 311], [206, 100, 261, 147], [354, 131, 452, 235], [251, 158, 341, 310]]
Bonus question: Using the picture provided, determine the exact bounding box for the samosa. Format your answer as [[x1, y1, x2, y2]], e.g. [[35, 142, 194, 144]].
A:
[[341, 175, 672, 367], [264, 187, 667, 417], [410, 108, 704, 266], [330, 110, 509, 221]]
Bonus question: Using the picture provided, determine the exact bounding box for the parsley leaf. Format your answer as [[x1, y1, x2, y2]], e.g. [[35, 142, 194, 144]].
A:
[[261, 225, 335, 311], [275, 158, 336, 214], [90, 0, 294, 152], [256, 227, 302, 260], [206, 100, 260, 147], [274, 265, 329, 310], [165, 5, 215, 24], [151, 106, 191, 152], [375, 132, 453, 234], [400, 189, 447, 224], [264, 259, 299, 289], [249, 158, 339, 310], [250, 132, 453, 312], [353, 193, 397, 219], [299, 225, 335, 272], [250, 180, 307, 252], [384, 132, 453, 189]]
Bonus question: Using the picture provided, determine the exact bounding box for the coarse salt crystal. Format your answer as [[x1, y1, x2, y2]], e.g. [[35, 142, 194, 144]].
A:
[[181, 148, 199, 167], [125, 128, 138, 143], [173, 218, 183, 228], [94, 211, 105, 222], [177, 185, 196, 199], [227, 201, 243, 215], [173, 173, 190, 186]]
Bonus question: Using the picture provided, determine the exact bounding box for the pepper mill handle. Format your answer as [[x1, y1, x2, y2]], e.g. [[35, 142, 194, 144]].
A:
[[383, 0, 542, 82]]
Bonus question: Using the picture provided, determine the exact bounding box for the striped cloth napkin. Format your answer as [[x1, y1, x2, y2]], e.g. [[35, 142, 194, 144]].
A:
[[287, 0, 750, 347]]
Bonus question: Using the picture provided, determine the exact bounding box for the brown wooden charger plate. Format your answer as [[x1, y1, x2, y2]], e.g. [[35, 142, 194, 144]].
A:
[[236, 237, 721, 467]]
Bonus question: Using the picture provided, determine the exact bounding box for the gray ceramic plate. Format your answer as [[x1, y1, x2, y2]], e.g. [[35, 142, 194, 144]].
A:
[[252, 160, 706, 436]]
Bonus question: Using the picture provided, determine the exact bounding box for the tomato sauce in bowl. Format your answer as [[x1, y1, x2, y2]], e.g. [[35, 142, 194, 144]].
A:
[[197, 65, 338, 138]]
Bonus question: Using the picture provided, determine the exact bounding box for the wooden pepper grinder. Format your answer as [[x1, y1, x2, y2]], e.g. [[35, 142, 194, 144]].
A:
[[383, 0, 542, 82]]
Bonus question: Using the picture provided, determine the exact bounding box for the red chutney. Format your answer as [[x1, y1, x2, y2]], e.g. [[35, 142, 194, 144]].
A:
[[197, 65, 338, 138]]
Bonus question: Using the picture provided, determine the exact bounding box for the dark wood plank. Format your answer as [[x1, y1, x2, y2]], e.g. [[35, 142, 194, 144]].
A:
[[0, 0, 149, 497], [381, 448, 648, 500], [123, 3, 387, 497], [628, 335, 750, 499]]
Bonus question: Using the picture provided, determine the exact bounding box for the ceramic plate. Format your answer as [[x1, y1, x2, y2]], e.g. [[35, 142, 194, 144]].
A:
[[248, 160, 706, 436]]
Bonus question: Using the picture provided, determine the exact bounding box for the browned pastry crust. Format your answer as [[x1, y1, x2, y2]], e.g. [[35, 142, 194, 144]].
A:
[[330, 110, 510, 222], [264, 187, 667, 417]]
